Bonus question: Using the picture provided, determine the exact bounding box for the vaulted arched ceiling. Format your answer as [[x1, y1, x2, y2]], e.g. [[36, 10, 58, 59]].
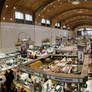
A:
[[52, 9, 92, 25], [62, 15, 92, 29], [1, 0, 92, 29], [69, 20, 92, 30]]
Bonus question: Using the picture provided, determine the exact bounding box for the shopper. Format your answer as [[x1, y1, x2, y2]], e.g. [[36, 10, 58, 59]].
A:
[[34, 53, 37, 59], [91, 43, 92, 58], [63, 88, 66, 92], [21, 44, 27, 58], [9, 69, 14, 84], [5, 69, 14, 92], [5, 70, 11, 92]]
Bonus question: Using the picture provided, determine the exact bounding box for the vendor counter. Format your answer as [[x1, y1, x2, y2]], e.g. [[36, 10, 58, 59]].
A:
[[20, 55, 89, 83]]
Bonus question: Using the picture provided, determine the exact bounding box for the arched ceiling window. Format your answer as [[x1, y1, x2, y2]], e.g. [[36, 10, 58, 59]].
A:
[[15, 11, 24, 23], [15, 11, 24, 20], [25, 14, 32, 21], [25, 14, 33, 24]]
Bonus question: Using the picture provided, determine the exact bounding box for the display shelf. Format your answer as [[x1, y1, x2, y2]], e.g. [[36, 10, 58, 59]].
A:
[[0, 52, 50, 72], [0, 52, 21, 72]]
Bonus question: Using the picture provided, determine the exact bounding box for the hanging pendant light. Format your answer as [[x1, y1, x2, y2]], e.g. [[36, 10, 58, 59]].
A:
[[63, 24, 66, 30], [67, 26, 70, 31]]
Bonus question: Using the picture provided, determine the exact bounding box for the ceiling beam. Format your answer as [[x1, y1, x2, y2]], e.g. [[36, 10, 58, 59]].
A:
[[63, 15, 92, 26], [1, 0, 17, 22], [73, 23, 92, 30], [69, 20, 92, 29], [35, 0, 68, 23], [51, 8, 92, 19], [35, 0, 56, 18], [52, 8, 92, 25]]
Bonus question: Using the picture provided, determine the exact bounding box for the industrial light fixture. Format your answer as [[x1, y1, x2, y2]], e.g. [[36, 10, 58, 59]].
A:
[[47, 9, 50, 12], [3, 17, 5, 20], [58, 0, 60, 2], [42, 16, 44, 18], [53, 5, 56, 8], [72, 0, 80, 5], [67, 26, 71, 31], [5, 5, 8, 8], [10, 18, 12, 21], [78, 10, 83, 13], [68, 0, 71, 2], [13, 6, 16, 10], [60, 2, 62, 5], [50, 2, 53, 5], [63, 24, 67, 30]]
